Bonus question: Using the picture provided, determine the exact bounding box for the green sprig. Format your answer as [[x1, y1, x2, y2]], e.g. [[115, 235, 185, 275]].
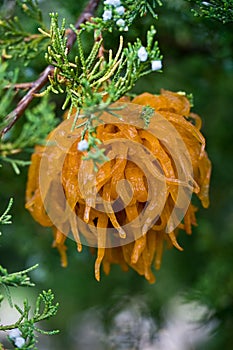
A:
[[16, 0, 43, 23], [0, 0, 49, 63], [0, 264, 37, 288], [2, 290, 59, 349], [140, 105, 155, 128], [189, 0, 233, 23], [0, 263, 59, 348], [44, 15, 161, 166], [0, 198, 13, 233], [0, 202, 59, 348], [0, 95, 57, 174], [82, 0, 163, 33], [0, 60, 18, 132], [0, 264, 38, 308]]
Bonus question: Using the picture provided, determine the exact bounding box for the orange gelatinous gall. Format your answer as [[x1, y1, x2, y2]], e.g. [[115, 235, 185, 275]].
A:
[[25, 90, 211, 283]]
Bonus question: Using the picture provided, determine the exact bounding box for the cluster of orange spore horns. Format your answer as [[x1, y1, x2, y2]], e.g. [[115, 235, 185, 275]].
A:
[[25, 90, 211, 283]]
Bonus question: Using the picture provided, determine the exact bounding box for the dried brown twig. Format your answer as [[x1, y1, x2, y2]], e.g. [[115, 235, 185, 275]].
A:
[[1, 0, 101, 137]]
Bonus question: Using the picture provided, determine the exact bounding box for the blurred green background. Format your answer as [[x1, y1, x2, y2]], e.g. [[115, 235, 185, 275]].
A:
[[0, 0, 233, 349]]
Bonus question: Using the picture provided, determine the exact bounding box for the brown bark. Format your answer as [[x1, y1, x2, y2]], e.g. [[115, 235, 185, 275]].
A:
[[1, 0, 101, 137]]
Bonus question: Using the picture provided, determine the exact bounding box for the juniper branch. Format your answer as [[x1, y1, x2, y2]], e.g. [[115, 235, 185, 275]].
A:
[[1, 0, 101, 137], [4, 82, 35, 91]]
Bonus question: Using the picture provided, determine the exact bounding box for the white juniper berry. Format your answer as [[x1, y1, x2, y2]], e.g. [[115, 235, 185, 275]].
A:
[[151, 60, 162, 71], [104, 0, 113, 5], [112, 0, 122, 6], [8, 328, 22, 340], [104, 0, 121, 6], [116, 18, 125, 27], [103, 9, 112, 21], [77, 139, 89, 151], [14, 336, 26, 348], [115, 5, 125, 15], [137, 47, 148, 62]]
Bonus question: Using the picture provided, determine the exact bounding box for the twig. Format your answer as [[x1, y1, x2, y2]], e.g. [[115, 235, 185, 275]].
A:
[[1, 0, 101, 137], [5, 82, 35, 91]]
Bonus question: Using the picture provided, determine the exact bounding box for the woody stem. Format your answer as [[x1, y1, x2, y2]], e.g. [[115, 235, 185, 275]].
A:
[[1, 0, 101, 137]]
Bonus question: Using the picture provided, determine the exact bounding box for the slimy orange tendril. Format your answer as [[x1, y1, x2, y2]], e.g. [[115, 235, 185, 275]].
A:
[[25, 90, 211, 283]]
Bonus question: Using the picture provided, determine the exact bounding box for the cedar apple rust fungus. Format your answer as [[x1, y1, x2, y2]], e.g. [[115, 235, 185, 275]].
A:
[[25, 90, 211, 283]]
